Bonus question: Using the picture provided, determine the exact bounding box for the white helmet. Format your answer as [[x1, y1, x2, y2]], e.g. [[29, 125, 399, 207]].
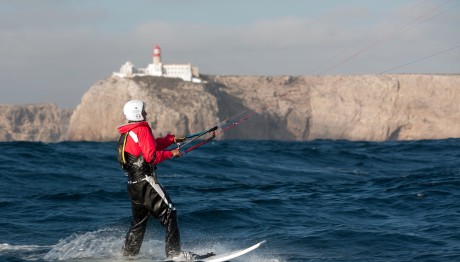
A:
[[123, 100, 146, 121]]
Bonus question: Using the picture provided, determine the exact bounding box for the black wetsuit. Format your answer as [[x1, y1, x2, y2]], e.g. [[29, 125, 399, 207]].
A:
[[118, 139, 181, 257]]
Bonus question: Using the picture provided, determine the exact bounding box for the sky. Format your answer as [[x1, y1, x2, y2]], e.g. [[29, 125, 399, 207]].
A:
[[1, 0, 459, 109]]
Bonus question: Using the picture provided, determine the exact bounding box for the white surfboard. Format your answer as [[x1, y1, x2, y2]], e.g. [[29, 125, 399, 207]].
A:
[[199, 240, 266, 262]]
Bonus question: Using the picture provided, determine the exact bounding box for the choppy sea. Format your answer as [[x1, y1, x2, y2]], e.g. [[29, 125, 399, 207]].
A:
[[0, 139, 459, 262]]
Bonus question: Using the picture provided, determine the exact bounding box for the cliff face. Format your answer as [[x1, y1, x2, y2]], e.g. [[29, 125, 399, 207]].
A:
[[2, 74, 459, 142], [67, 76, 219, 141], [66, 74, 460, 142], [0, 103, 72, 142], [207, 74, 460, 141]]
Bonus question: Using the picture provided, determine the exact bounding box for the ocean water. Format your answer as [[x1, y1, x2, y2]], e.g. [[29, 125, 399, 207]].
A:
[[0, 139, 459, 262]]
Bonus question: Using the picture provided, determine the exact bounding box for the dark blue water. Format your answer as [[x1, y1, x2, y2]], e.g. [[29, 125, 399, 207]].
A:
[[1, 139, 459, 262]]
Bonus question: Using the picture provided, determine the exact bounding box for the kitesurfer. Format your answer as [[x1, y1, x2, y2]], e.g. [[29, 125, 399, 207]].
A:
[[117, 100, 203, 260]]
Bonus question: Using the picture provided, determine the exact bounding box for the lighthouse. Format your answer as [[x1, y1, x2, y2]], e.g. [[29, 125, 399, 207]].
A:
[[153, 45, 161, 64], [113, 43, 201, 82]]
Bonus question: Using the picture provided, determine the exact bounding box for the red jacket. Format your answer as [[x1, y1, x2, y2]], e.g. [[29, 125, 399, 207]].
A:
[[117, 121, 175, 165]]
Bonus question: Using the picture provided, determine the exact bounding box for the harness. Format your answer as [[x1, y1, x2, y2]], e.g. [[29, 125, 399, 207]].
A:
[[117, 132, 129, 166], [117, 131, 140, 166], [117, 130, 155, 182]]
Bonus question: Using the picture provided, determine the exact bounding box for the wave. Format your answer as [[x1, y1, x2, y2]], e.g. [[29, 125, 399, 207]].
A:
[[2, 140, 460, 261], [41, 227, 276, 262], [0, 243, 52, 261], [43, 227, 126, 261]]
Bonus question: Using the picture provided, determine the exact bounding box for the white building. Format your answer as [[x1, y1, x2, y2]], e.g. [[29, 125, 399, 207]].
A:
[[113, 45, 201, 83]]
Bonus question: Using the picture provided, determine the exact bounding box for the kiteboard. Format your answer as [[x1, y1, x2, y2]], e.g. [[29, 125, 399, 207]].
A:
[[199, 240, 265, 262], [167, 240, 266, 262]]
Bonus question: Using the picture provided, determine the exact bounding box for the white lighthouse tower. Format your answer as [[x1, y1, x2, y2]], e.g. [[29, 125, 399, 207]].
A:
[[153, 45, 161, 64], [145, 44, 163, 76]]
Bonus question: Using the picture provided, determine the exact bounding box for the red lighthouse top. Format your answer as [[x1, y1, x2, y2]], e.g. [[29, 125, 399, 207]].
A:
[[153, 44, 161, 64], [153, 45, 161, 57]]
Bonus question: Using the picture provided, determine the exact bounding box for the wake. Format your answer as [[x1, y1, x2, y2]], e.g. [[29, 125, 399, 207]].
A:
[[2, 227, 278, 261], [43, 227, 133, 261], [0, 243, 52, 261]]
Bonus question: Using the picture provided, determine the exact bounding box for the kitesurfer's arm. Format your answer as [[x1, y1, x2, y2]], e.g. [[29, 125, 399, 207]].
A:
[[137, 127, 179, 164], [153, 150, 174, 164], [155, 134, 175, 150], [152, 134, 181, 164], [136, 125, 156, 163]]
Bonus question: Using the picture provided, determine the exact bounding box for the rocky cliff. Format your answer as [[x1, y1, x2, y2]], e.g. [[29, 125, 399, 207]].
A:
[[206, 74, 460, 141], [0, 103, 72, 142], [2, 74, 460, 142], [66, 74, 460, 142], [67, 76, 219, 141]]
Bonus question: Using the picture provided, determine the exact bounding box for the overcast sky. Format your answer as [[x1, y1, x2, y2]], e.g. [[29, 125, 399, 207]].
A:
[[1, 0, 459, 108]]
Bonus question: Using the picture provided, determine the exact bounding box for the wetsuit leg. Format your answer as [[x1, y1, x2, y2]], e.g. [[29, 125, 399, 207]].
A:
[[162, 208, 181, 257], [123, 200, 149, 256], [143, 176, 181, 257]]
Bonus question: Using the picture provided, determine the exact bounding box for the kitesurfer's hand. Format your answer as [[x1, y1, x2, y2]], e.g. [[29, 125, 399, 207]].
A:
[[170, 148, 181, 157], [174, 136, 186, 143]]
